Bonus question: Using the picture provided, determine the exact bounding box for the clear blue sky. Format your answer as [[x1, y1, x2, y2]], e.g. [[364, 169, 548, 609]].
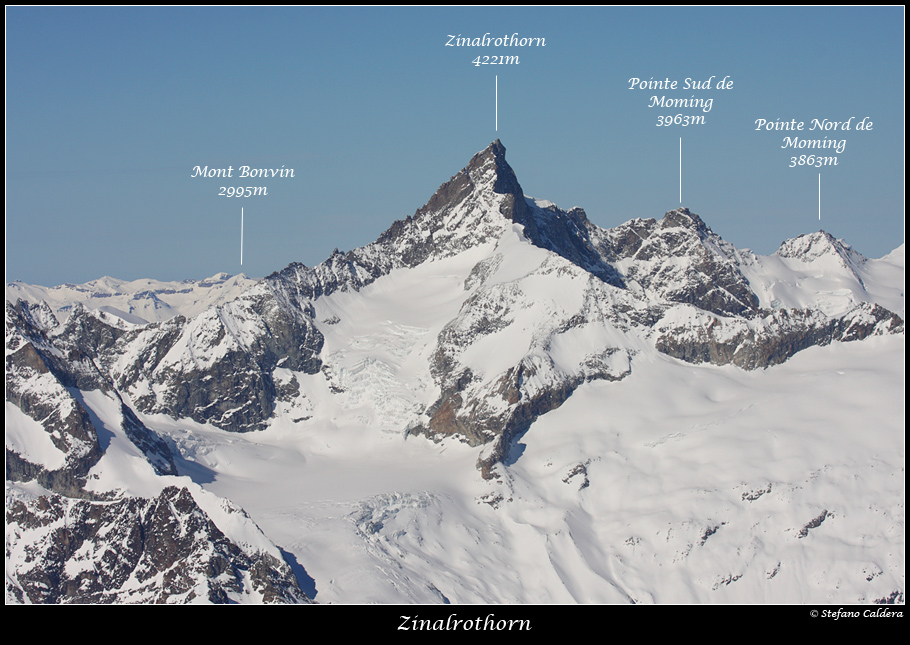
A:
[[6, 6, 904, 286]]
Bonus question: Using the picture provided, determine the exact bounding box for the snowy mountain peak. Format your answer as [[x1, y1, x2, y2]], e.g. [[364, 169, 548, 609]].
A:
[[775, 230, 837, 254], [268, 142, 532, 301], [660, 207, 710, 235], [776, 230, 854, 261], [775, 231, 868, 286], [477, 138, 529, 222], [407, 139, 528, 231]]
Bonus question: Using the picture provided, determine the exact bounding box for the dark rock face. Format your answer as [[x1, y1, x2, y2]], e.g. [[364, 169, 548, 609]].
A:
[[5, 486, 310, 604], [412, 270, 637, 479], [516, 203, 626, 287], [655, 302, 903, 370], [98, 285, 323, 434], [6, 301, 176, 493], [797, 510, 831, 539], [5, 450, 97, 501], [7, 303, 105, 495], [417, 347, 633, 480], [595, 208, 760, 317]]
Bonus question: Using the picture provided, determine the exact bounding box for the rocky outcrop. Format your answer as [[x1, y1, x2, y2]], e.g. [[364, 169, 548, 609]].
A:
[[80, 284, 323, 433], [654, 302, 903, 370], [411, 260, 636, 479], [5, 486, 310, 604], [6, 301, 176, 494], [595, 208, 760, 317], [6, 302, 105, 495]]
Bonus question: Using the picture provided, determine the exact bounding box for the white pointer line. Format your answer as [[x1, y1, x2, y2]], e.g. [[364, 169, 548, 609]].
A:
[[818, 174, 821, 221], [495, 76, 498, 132], [241, 207, 244, 265], [679, 138, 682, 203]]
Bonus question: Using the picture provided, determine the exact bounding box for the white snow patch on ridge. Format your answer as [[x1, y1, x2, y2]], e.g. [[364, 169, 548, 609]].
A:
[[5, 402, 67, 471]]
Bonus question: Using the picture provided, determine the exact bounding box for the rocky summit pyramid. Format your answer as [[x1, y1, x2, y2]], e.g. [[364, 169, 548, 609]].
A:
[[6, 140, 905, 604]]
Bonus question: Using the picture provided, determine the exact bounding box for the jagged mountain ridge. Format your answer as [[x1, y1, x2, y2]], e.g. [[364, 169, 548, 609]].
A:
[[6, 140, 904, 603], [7, 140, 903, 474], [6, 485, 309, 604]]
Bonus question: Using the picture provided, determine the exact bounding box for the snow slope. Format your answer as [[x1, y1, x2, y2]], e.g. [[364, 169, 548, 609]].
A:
[[131, 333, 903, 604]]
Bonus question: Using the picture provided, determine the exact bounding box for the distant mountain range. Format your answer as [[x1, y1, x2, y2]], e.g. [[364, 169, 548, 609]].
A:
[[7, 272, 258, 325]]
